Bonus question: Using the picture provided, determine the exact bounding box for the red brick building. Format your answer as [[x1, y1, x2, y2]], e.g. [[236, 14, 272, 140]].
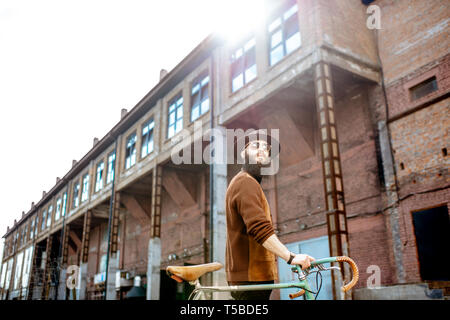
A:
[[1, 0, 449, 300]]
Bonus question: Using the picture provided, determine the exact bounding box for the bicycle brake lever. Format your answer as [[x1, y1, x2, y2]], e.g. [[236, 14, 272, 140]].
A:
[[321, 266, 340, 272]]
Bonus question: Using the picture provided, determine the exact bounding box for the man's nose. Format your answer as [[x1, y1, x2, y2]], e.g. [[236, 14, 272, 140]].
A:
[[257, 149, 268, 157]]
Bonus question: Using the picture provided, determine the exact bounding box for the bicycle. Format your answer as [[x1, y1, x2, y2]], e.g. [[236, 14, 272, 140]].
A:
[[166, 256, 359, 300]]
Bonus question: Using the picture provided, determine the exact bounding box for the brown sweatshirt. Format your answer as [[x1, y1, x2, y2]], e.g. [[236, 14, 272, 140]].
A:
[[225, 170, 278, 283]]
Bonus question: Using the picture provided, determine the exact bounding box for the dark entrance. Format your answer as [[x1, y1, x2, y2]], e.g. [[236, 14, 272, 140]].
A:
[[412, 205, 450, 281]]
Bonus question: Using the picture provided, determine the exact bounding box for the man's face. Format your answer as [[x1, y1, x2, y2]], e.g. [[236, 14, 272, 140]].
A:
[[241, 140, 271, 167]]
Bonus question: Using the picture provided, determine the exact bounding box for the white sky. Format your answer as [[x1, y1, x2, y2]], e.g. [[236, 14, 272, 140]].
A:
[[0, 0, 267, 264]]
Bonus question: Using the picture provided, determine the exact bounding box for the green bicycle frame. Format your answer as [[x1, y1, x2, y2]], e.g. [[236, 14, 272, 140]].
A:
[[189, 257, 338, 300]]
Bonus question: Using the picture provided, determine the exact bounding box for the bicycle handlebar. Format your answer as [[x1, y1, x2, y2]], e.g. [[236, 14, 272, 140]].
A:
[[335, 256, 359, 292], [291, 256, 359, 295]]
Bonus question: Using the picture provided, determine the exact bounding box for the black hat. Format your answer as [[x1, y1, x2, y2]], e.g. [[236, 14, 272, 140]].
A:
[[234, 129, 281, 161]]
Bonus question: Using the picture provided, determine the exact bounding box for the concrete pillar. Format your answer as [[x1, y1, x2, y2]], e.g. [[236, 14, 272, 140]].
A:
[[77, 262, 87, 300], [106, 253, 119, 300], [56, 268, 66, 300], [211, 162, 230, 300], [147, 166, 162, 300], [378, 120, 405, 283], [146, 237, 161, 300]]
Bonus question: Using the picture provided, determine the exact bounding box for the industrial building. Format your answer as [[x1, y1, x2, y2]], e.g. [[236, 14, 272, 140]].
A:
[[1, 0, 449, 300]]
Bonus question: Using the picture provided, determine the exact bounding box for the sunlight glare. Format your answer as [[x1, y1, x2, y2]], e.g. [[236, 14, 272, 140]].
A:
[[212, 0, 268, 45]]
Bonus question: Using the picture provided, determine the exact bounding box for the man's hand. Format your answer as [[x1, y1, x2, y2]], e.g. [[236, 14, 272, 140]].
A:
[[291, 253, 315, 270], [261, 234, 315, 270]]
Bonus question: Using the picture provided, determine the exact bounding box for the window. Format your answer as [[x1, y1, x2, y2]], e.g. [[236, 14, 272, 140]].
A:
[[141, 119, 155, 158], [20, 228, 24, 246], [231, 37, 257, 93], [409, 76, 438, 100], [41, 210, 47, 231], [191, 74, 210, 121], [46, 205, 53, 228], [30, 219, 34, 240], [72, 182, 80, 208], [168, 95, 183, 138], [62, 192, 67, 217], [34, 215, 39, 237], [55, 198, 62, 221], [95, 161, 105, 192], [23, 225, 28, 244], [106, 152, 116, 184], [13, 251, 24, 290], [125, 133, 137, 169], [268, 0, 301, 66], [81, 174, 90, 202]]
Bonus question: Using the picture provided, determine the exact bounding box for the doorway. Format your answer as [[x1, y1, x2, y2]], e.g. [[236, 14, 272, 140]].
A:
[[412, 205, 450, 281]]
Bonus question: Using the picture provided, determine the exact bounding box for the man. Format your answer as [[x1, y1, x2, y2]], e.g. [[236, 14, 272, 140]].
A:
[[226, 129, 315, 300]]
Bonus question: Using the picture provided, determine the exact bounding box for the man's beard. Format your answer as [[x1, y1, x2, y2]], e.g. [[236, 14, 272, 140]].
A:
[[242, 151, 271, 178], [242, 163, 263, 177]]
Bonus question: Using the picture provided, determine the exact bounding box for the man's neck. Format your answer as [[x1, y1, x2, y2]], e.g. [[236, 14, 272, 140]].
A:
[[241, 166, 262, 184]]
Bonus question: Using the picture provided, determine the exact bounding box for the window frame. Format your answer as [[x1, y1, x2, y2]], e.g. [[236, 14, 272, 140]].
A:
[[141, 118, 155, 158], [125, 133, 137, 170], [81, 173, 90, 202], [267, 0, 301, 67], [55, 197, 62, 221], [41, 209, 47, 231], [191, 72, 210, 122], [72, 182, 80, 209], [167, 93, 184, 139], [106, 151, 116, 184], [30, 219, 34, 240], [62, 192, 67, 217], [230, 37, 257, 93], [46, 204, 53, 228], [95, 161, 105, 192]]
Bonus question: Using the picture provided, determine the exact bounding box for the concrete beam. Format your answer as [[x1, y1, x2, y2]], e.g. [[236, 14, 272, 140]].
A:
[[259, 107, 314, 167], [69, 231, 82, 249], [91, 209, 109, 219], [162, 169, 197, 209], [121, 194, 151, 225]]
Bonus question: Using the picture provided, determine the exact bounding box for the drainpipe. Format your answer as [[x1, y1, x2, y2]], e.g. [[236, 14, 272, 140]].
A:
[[209, 53, 215, 266], [104, 138, 119, 299]]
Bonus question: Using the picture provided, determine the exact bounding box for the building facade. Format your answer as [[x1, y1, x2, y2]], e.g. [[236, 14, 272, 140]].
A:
[[1, 0, 449, 300]]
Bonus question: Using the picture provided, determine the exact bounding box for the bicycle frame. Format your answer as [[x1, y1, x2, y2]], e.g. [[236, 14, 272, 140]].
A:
[[189, 276, 315, 300], [183, 256, 357, 300]]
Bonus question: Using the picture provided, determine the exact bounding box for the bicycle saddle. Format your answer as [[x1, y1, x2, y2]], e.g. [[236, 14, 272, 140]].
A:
[[166, 262, 223, 282]]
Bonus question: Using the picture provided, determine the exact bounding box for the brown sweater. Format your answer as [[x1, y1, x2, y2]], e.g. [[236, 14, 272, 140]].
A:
[[225, 170, 277, 283]]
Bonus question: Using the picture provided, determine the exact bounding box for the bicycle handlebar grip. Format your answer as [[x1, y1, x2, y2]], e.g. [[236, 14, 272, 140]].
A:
[[336, 256, 359, 292], [289, 289, 305, 299]]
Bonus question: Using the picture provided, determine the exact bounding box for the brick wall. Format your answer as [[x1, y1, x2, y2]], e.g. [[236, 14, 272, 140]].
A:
[[272, 82, 391, 289], [122, 212, 150, 274], [378, 0, 449, 84], [315, 0, 378, 65], [389, 98, 449, 193], [385, 54, 450, 120], [160, 171, 207, 268], [348, 214, 394, 287]]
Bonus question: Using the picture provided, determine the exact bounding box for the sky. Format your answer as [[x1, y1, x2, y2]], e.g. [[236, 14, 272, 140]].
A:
[[0, 0, 267, 266]]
